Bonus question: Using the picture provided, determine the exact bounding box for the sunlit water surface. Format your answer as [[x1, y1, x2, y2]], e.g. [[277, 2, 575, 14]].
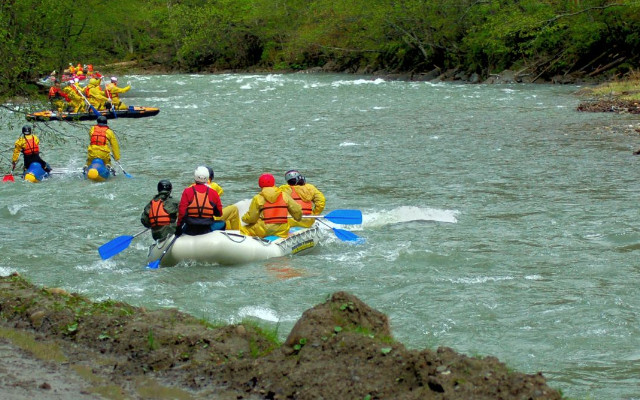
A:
[[2, 74, 640, 399]]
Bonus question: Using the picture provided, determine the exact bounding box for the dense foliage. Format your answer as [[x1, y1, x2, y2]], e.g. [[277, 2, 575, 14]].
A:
[[2, 0, 640, 98]]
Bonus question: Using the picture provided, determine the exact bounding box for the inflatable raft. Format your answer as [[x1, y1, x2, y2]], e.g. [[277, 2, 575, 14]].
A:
[[26, 106, 160, 122], [85, 159, 114, 182], [146, 225, 322, 267], [23, 163, 50, 183]]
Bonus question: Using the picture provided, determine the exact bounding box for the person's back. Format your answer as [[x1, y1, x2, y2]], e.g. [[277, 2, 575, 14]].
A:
[[141, 180, 179, 241], [64, 79, 84, 112], [241, 173, 302, 238], [177, 166, 224, 236], [87, 116, 120, 167], [85, 78, 108, 109], [279, 170, 325, 228], [12, 125, 51, 173]]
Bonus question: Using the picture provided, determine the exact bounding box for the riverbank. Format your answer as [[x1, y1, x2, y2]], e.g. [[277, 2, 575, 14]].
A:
[[0, 273, 563, 399]]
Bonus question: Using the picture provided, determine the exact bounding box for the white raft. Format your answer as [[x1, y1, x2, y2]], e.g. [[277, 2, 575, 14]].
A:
[[146, 225, 322, 267]]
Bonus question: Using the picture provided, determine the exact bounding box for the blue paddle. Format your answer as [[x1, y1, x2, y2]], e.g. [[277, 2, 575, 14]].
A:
[[98, 228, 149, 260], [147, 234, 179, 269], [306, 209, 362, 225], [315, 218, 364, 243], [112, 159, 132, 178]]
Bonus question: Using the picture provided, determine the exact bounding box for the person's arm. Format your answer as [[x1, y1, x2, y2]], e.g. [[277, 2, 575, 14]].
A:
[[210, 189, 223, 217], [285, 193, 303, 221], [312, 186, 326, 215], [241, 196, 261, 224], [107, 129, 121, 161], [177, 191, 189, 227], [11, 138, 23, 165], [140, 202, 152, 228]]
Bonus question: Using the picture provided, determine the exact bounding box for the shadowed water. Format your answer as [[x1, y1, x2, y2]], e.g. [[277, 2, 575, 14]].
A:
[[2, 74, 639, 399]]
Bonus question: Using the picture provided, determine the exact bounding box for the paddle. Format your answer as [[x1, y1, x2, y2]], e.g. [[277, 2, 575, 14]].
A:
[[147, 234, 179, 269], [98, 228, 149, 260], [76, 82, 101, 117], [315, 217, 364, 243], [3, 163, 16, 182], [304, 209, 362, 225], [111, 158, 132, 178], [102, 79, 117, 119]]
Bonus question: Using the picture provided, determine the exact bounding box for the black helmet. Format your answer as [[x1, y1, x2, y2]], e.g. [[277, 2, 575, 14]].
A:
[[157, 179, 172, 193], [97, 116, 108, 125], [22, 125, 32, 135], [206, 166, 214, 181]]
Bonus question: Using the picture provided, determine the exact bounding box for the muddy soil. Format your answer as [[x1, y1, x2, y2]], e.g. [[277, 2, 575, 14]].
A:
[[0, 273, 562, 399]]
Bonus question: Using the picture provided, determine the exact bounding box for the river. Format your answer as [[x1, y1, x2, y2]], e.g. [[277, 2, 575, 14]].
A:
[[1, 73, 639, 399]]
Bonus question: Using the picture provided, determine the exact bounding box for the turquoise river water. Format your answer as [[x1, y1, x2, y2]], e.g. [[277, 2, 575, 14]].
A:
[[1, 74, 640, 399]]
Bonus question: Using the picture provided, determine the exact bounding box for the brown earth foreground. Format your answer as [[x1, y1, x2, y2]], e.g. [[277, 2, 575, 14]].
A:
[[0, 273, 562, 400]]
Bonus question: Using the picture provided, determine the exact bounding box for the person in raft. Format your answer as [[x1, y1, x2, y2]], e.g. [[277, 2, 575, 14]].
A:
[[141, 180, 180, 241], [47, 78, 71, 112], [105, 77, 131, 110], [12, 125, 52, 173], [176, 166, 224, 236], [84, 77, 109, 110], [279, 169, 325, 228], [201, 165, 240, 230], [241, 173, 302, 238], [86, 116, 120, 172]]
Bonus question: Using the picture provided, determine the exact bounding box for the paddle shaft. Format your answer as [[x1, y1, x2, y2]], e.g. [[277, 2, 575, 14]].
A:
[[314, 217, 362, 242], [149, 234, 179, 268], [102, 80, 117, 118], [111, 157, 132, 178], [76, 83, 101, 116]]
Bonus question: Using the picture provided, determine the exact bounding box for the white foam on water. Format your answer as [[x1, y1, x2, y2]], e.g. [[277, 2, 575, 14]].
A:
[[238, 305, 280, 322], [8, 204, 28, 215], [363, 206, 459, 228]]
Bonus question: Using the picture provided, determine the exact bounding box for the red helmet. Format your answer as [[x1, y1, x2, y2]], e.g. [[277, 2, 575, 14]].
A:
[[258, 173, 275, 188]]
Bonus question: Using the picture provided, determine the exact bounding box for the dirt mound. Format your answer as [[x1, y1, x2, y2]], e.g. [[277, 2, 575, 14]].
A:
[[0, 273, 562, 399], [577, 99, 640, 114]]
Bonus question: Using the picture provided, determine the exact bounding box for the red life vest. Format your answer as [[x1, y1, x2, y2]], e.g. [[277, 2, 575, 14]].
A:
[[90, 126, 108, 146], [148, 199, 172, 227], [290, 186, 313, 215], [49, 86, 69, 101], [22, 135, 39, 155], [261, 194, 289, 224], [84, 86, 91, 98], [186, 187, 216, 220]]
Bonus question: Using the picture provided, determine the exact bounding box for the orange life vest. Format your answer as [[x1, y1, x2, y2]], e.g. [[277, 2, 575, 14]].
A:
[[186, 187, 216, 220], [84, 86, 91, 98], [148, 199, 172, 227], [261, 194, 289, 224], [22, 135, 39, 155], [90, 125, 108, 146], [290, 186, 313, 215]]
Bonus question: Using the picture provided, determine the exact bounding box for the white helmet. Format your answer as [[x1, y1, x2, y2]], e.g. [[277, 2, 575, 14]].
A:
[[110, 76, 118, 83], [194, 166, 209, 183]]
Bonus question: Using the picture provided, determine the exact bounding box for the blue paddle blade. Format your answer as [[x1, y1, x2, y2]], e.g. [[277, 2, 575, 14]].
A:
[[324, 209, 362, 225], [147, 260, 160, 269], [332, 227, 364, 243], [98, 235, 134, 260]]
